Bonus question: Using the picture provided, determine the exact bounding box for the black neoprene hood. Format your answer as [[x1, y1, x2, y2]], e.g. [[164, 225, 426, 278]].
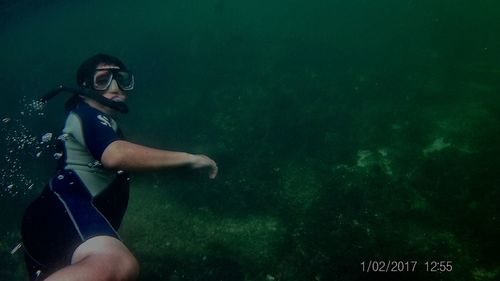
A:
[[77, 53, 128, 87]]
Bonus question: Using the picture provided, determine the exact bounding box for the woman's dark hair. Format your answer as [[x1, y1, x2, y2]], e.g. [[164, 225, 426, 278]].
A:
[[76, 53, 127, 87], [65, 53, 127, 113]]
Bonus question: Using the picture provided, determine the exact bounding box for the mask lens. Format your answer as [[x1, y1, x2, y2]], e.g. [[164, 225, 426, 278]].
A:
[[93, 70, 113, 90], [116, 71, 134, 90]]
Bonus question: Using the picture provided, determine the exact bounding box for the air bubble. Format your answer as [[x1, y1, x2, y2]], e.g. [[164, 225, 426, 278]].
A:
[[41, 133, 53, 143]]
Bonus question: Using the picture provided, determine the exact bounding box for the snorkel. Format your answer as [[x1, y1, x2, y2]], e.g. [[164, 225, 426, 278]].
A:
[[40, 85, 129, 114]]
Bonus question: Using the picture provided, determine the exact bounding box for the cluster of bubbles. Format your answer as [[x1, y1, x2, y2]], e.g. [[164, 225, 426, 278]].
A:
[[20, 96, 47, 116], [1, 97, 53, 198]]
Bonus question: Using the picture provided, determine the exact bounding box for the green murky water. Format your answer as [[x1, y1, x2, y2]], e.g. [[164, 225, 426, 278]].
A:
[[1, 0, 500, 280]]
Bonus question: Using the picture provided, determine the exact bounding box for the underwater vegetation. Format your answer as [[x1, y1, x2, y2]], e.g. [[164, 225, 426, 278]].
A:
[[115, 60, 500, 281]]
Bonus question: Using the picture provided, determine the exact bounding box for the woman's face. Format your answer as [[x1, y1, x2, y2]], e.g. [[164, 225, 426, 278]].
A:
[[95, 63, 127, 103], [83, 63, 128, 114]]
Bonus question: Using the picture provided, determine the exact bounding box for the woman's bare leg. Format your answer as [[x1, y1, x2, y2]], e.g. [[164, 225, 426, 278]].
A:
[[44, 236, 139, 281]]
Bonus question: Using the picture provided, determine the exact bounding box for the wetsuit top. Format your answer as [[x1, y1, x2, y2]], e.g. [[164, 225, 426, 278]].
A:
[[57, 101, 123, 197]]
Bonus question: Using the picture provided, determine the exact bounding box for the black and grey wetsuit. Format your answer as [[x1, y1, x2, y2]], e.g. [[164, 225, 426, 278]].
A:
[[21, 102, 130, 280]]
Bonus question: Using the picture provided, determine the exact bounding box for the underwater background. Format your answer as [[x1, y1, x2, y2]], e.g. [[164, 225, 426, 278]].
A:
[[1, 0, 500, 280]]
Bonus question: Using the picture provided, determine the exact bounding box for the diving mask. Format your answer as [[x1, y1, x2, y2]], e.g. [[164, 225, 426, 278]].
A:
[[89, 67, 135, 91]]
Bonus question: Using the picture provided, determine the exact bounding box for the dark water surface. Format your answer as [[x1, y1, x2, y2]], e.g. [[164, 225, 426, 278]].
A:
[[1, 0, 500, 280]]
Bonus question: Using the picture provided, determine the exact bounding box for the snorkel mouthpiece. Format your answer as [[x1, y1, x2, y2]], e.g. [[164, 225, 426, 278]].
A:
[[40, 85, 129, 114], [111, 95, 126, 103]]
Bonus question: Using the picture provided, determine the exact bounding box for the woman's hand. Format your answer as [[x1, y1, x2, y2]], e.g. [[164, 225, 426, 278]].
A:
[[190, 154, 218, 179]]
